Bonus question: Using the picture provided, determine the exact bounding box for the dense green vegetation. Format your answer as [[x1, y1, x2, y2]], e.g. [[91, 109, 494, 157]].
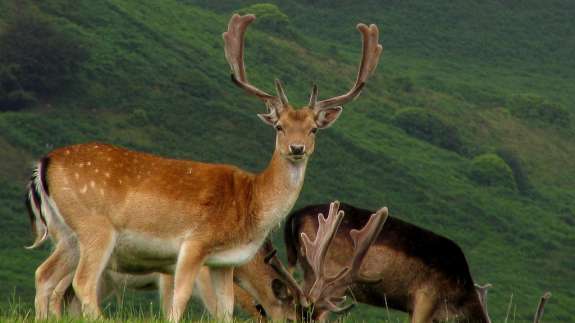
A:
[[0, 0, 574, 321]]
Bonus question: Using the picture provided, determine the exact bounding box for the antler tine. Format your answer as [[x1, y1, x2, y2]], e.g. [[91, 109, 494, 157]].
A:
[[475, 283, 492, 304], [308, 84, 319, 109], [275, 79, 289, 106], [314, 23, 383, 111], [348, 206, 388, 282], [533, 291, 552, 323], [222, 14, 276, 101], [300, 201, 345, 280], [264, 249, 310, 307], [300, 201, 345, 302]]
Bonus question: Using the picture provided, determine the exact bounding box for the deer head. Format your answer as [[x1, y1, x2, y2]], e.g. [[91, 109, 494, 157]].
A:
[[223, 14, 383, 162], [265, 201, 389, 321]]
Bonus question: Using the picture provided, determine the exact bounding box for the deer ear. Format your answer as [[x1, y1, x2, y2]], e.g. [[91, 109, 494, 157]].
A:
[[315, 106, 343, 129], [257, 112, 278, 126], [258, 103, 281, 126]]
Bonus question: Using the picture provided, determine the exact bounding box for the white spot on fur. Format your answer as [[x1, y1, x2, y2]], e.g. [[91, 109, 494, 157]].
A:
[[87, 161, 92, 166], [75, 173, 80, 180], [107, 157, 112, 162], [65, 150, 70, 155], [105, 172, 110, 178], [80, 185, 88, 194], [90, 181, 96, 188], [188, 168, 193, 174], [119, 179, 123, 184], [95, 168, 99, 173]]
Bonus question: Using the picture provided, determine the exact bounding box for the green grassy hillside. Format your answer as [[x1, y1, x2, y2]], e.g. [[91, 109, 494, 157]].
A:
[[1, 0, 574, 321]]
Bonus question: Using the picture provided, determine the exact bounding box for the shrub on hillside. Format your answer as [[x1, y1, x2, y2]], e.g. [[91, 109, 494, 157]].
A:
[[239, 4, 291, 35], [469, 153, 516, 190], [508, 94, 570, 127], [496, 148, 533, 195], [392, 107, 464, 154], [0, 10, 87, 111]]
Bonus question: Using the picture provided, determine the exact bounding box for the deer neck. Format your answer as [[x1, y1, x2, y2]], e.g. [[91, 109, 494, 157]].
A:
[[253, 150, 308, 233]]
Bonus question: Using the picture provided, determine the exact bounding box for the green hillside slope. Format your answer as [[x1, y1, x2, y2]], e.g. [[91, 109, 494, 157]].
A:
[[1, 0, 574, 321]]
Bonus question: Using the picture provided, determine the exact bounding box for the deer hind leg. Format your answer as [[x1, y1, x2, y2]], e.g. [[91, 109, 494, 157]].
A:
[[72, 223, 116, 319], [159, 273, 175, 318], [209, 267, 235, 322], [35, 242, 76, 320], [410, 290, 437, 323], [49, 272, 73, 318], [193, 267, 217, 316], [169, 240, 206, 323]]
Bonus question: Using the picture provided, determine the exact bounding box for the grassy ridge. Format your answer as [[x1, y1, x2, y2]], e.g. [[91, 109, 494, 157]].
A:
[[0, 0, 574, 321]]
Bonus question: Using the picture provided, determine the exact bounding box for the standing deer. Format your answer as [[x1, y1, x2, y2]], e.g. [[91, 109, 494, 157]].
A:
[[279, 202, 554, 323], [25, 14, 382, 322]]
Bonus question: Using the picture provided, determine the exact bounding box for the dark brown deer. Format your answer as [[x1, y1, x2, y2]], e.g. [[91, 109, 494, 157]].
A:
[[280, 202, 554, 322], [265, 201, 390, 322], [282, 202, 490, 323]]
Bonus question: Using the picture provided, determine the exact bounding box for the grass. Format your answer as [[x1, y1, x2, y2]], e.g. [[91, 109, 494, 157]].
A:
[[0, 0, 574, 321]]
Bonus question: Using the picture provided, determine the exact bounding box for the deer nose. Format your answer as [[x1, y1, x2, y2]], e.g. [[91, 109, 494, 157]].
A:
[[289, 144, 305, 156]]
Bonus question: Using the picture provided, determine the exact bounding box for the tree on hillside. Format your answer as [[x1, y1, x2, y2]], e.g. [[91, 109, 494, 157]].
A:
[[0, 8, 88, 111]]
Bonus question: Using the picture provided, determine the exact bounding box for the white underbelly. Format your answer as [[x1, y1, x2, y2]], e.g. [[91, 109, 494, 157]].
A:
[[204, 238, 264, 267], [111, 231, 182, 273]]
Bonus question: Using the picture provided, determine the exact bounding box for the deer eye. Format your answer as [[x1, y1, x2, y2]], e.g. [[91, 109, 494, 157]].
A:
[[310, 127, 318, 135], [275, 124, 284, 132]]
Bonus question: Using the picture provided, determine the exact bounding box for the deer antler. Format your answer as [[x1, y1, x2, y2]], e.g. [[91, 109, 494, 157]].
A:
[[309, 205, 388, 311], [264, 249, 310, 308], [475, 283, 492, 320], [222, 14, 286, 110], [266, 201, 388, 318], [300, 201, 346, 301], [533, 291, 551, 323], [309, 24, 383, 111]]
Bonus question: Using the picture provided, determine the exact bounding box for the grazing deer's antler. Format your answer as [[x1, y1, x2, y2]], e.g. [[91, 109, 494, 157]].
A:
[[264, 249, 310, 308], [309, 24, 383, 111], [533, 291, 552, 323], [267, 201, 389, 318], [307, 203, 388, 312], [474, 283, 492, 308], [300, 201, 346, 302]]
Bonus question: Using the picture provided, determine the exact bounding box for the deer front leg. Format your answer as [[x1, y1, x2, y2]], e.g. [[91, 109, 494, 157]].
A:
[[169, 240, 205, 323], [209, 266, 235, 322], [72, 225, 116, 319]]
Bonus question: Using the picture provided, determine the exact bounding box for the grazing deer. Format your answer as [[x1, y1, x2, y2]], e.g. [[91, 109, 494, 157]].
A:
[[266, 201, 390, 322], [24, 13, 382, 322], [280, 203, 555, 322], [282, 202, 490, 323], [47, 240, 295, 321]]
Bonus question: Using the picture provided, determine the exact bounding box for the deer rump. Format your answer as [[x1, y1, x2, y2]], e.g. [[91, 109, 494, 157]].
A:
[[285, 203, 488, 322]]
